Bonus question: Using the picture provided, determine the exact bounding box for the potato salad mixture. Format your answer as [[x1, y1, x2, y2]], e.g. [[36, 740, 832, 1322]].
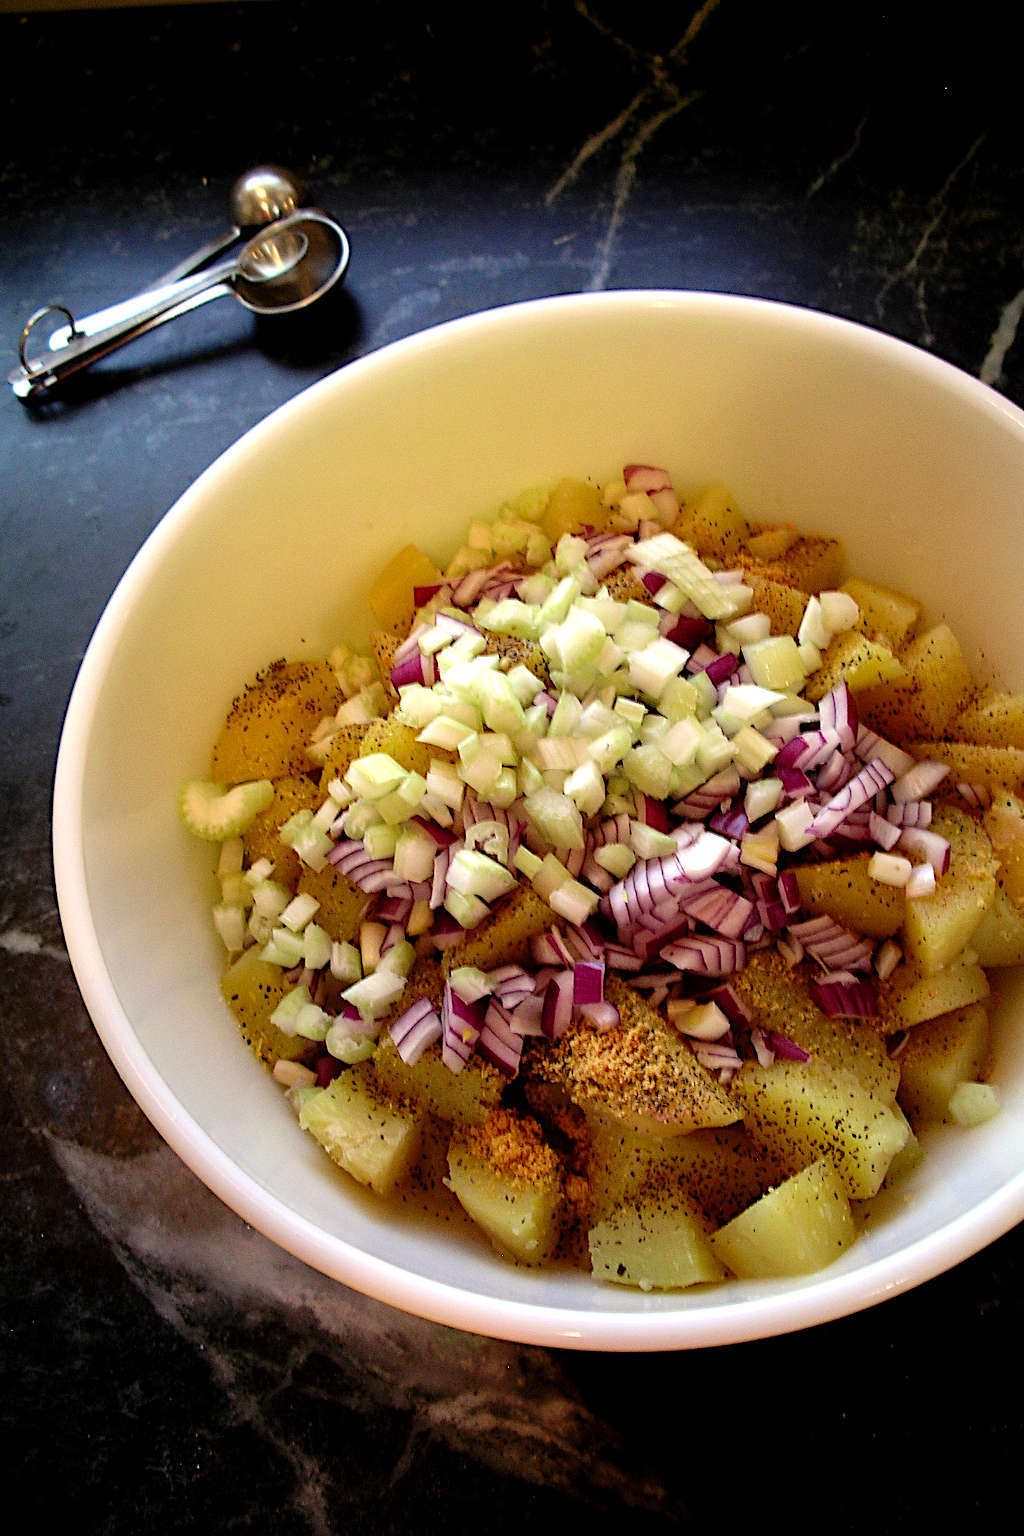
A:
[[180, 467, 1024, 1289]]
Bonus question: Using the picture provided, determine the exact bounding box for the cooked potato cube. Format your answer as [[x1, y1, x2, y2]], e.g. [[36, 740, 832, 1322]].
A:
[[970, 879, 1024, 966], [897, 1003, 991, 1128], [242, 772, 321, 889], [446, 1110, 563, 1264], [794, 852, 905, 940], [742, 529, 845, 593], [531, 977, 742, 1137], [299, 1065, 425, 1196], [901, 806, 997, 974], [709, 1157, 856, 1278], [740, 571, 810, 636], [803, 630, 905, 702], [441, 881, 555, 971], [877, 952, 991, 1030], [841, 576, 922, 648], [211, 660, 344, 783], [676, 482, 749, 564], [220, 945, 313, 1069], [374, 1032, 505, 1127], [858, 623, 975, 742], [910, 741, 1024, 797], [729, 1059, 910, 1200], [586, 1116, 783, 1226], [542, 477, 606, 543], [588, 1193, 726, 1290], [983, 792, 1024, 911], [728, 950, 899, 1101], [368, 544, 444, 633], [954, 688, 1024, 750], [295, 862, 368, 943]]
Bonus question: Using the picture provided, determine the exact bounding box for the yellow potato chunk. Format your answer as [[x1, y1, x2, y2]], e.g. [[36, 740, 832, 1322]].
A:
[[842, 576, 922, 648], [954, 689, 1024, 750], [220, 946, 314, 1070], [242, 772, 321, 889], [446, 1110, 563, 1264], [901, 806, 997, 974], [910, 741, 1024, 797], [803, 630, 905, 702], [794, 852, 905, 939], [588, 1193, 727, 1291], [709, 1158, 856, 1278], [983, 792, 1024, 911], [441, 881, 555, 972], [298, 1064, 425, 1196], [374, 1032, 505, 1128], [368, 544, 444, 633], [741, 529, 845, 593], [211, 660, 344, 783], [531, 977, 742, 1137], [676, 482, 750, 564], [859, 623, 975, 742], [877, 952, 991, 1030], [740, 571, 810, 636], [970, 879, 1024, 966], [897, 1003, 991, 1128], [542, 477, 606, 543], [729, 1059, 911, 1200]]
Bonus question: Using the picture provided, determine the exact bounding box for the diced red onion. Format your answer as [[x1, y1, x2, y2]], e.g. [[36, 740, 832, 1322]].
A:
[[809, 971, 878, 1018], [897, 827, 951, 875], [541, 971, 575, 1039], [477, 1002, 525, 1074], [572, 959, 605, 1005], [661, 934, 746, 976], [389, 998, 443, 1065]]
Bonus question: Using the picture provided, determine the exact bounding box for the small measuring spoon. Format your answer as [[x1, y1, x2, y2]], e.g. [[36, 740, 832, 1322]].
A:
[[147, 165, 307, 288], [9, 209, 350, 401]]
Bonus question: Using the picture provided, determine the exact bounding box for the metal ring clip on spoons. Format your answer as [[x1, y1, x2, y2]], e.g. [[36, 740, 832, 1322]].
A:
[[145, 164, 307, 288], [9, 208, 350, 401]]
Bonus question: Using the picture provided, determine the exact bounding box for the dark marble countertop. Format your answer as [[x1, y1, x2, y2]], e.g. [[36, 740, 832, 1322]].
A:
[[3, 3, 1023, 1529]]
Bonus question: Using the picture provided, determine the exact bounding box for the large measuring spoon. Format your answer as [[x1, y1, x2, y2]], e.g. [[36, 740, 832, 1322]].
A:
[[9, 209, 350, 401], [147, 164, 307, 288]]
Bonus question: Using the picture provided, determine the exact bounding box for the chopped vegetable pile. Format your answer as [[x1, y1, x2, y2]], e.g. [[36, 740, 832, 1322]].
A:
[[180, 467, 1024, 1288]]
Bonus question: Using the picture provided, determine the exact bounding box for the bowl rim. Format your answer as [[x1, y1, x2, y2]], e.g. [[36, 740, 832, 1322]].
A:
[[52, 288, 1024, 1351]]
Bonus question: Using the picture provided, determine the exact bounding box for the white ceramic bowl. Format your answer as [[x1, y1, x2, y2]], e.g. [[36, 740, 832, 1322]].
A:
[[53, 290, 1024, 1350]]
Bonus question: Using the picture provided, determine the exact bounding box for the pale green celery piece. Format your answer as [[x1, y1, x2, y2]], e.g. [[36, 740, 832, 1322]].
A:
[[630, 823, 678, 858], [444, 889, 490, 929], [342, 799, 384, 838], [533, 851, 572, 899], [587, 723, 633, 775], [213, 903, 248, 952], [732, 724, 778, 774], [555, 533, 589, 574], [505, 663, 545, 704], [344, 752, 408, 800], [580, 594, 623, 630], [631, 532, 736, 620], [492, 517, 539, 557], [622, 744, 674, 799], [524, 785, 586, 851], [517, 759, 546, 798], [417, 715, 477, 750], [594, 842, 636, 877], [270, 983, 315, 1035], [294, 1002, 332, 1042], [179, 778, 275, 841], [548, 878, 600, 923], [478, 671, 527, 733], [441, 655, 502, 696], [742, 634, 808, 693], [324, 1027, 376, 1065], [517, 571, 555, 605], [250, 877, 292, 920], [220, 872, 252, 908], [538, 574, 581, 627], [615, 619, 660, 654], [378, 939, 416, 977], [281, 891, 320, 932], [525, 531, 551, 566], [364, 822, 399, 861], [652, 581, 687, 615], [551, 606, 607, 671], [514, 844, 544, 879], [217, 837, 245, 877], [577, 699, 621, 737], [548, 690, 582, 737], [659, 715, 704, 766], [475, 597, 539, 639], [342, 970, 407, 1021], [613, 695, 647, 732], [446, 849, 517, 904], [696, 723, 736, 776], [669, 761, 708, 798], [330, 940, 362, 983], [278, 809, 334, 870], [449, 965, 494, 1003], [394, 683, 444, 728], [302, 923, 333, 971], [563, 758, 606, 816]]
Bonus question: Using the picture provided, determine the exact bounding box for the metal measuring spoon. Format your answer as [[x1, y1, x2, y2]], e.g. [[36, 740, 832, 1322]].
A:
[[147, 165, 307, 289], [9, 209, 350, 401]]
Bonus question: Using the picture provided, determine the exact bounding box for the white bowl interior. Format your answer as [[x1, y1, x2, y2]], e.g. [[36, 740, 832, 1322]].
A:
[[54, 291, 1024, 1349]]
